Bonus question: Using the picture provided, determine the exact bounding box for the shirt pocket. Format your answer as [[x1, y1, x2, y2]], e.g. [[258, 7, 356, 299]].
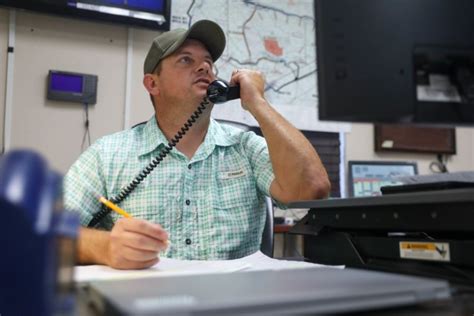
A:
[[214, 172, 258, 209]]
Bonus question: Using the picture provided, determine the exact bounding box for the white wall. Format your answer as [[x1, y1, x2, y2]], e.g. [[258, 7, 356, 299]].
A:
[[0, 9, 8, 152], [1, 8, 473, 178], [0, 9, 155, 172], [128, 28, 156, 125], [12, 12, 125, 171], [345, 124, 474, 175]]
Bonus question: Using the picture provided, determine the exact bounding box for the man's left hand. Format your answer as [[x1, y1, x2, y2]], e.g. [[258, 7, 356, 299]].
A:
[[230, 69, 267, 112]]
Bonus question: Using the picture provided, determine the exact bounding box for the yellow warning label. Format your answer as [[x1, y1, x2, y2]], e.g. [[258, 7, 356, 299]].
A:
[[399, 242, 450, 262], [400, 242, 436, 251]]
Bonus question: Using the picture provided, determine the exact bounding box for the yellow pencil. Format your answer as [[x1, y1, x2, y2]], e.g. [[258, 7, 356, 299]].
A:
[[99, 196, 133, 218]]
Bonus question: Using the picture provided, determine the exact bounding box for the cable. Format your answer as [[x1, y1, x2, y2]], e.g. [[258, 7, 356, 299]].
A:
[[429, 154, 449, 173], [81, 102, 91, 152], [88, 97, 211, 227]]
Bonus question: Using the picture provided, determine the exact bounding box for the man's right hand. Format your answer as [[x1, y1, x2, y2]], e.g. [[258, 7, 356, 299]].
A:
[[107, 218, 169, 269], [77, 219, 169, 270]]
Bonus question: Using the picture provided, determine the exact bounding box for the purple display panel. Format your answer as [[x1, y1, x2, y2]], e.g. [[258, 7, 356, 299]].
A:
[[50, 73, 83, 93], [101, 0, 165, 11]]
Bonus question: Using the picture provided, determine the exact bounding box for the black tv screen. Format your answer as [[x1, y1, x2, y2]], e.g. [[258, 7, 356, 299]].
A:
[[315, 0, 474, 126], [0, 0, 170, 30]]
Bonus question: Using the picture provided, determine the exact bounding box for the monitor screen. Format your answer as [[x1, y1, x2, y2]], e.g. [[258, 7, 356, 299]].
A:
[[0, 0, 170, 30], [348, 161, 418, 197], [315, 0, 474, 126], [50, 72, 83, 93]]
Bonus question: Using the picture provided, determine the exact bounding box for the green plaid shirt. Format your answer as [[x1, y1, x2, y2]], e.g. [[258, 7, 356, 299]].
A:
[[64, 116, 275, 260]]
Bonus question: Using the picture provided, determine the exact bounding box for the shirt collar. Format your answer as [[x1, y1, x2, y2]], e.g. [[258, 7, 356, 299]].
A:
[[209, 118, 242, 147], [191, 118, 241, 162], [137, 116, 242, 158], [138, 116, 169, 157]]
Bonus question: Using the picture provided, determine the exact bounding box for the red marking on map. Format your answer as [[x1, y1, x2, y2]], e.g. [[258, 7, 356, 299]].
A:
[[264, 37, 283, 56]]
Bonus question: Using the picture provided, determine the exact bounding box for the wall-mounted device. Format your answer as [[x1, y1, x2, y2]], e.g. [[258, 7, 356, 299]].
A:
[[47, 70, 98, 105], [0, 0, 171, 31]]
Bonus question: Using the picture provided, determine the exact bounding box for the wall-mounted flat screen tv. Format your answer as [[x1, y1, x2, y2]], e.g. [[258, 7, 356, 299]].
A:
[[0, 0, 170, 30]]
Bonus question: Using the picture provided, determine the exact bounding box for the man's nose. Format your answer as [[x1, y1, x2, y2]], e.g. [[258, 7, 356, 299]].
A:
[[197, 61, 211, 74]]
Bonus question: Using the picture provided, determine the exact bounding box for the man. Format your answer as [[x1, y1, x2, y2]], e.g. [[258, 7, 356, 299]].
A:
[[64, 20, 330, 270]]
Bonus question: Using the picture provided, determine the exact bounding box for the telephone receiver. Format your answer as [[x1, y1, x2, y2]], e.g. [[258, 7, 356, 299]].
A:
[[207, 79, 240, 103], [88, 80, 240, 227]]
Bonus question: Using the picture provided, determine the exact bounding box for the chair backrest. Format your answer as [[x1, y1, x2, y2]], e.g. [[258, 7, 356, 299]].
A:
[[261, 196, 274, 257], [215, 119, 274, 257]]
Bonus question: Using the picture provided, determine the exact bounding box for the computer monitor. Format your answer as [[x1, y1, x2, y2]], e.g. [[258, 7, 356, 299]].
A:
[[348, 160, 418, 197], [315, 0, 474, 126]]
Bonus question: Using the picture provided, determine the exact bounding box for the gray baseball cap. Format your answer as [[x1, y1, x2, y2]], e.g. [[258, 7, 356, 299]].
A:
[[143, 20, 226, 74]]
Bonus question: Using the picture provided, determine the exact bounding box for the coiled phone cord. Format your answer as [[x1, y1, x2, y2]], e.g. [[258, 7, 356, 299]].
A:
[[88, 97, 211, 227]]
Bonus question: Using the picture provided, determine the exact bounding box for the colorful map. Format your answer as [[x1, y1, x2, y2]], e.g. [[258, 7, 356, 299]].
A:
[[171, 0, 349, 132]]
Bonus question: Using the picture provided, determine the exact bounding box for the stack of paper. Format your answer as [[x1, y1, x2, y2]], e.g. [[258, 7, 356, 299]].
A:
[[74, 251, 341, 283]]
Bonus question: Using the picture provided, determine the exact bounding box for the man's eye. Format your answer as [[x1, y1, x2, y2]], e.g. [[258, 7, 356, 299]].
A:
[[179, 56, 192, 64]]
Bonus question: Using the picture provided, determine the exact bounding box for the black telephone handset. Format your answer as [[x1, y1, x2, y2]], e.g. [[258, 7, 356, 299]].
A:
[[88, 80, 240, 227], [207, 80, 240, 103]]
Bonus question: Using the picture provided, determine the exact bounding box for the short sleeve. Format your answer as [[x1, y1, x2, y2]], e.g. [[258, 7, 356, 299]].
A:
[[239, 131, 287, 209], [63, 141, 113, 228]]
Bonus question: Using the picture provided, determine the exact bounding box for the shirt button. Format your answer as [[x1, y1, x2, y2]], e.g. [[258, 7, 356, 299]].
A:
[[185, 199, 191, 205], [185, 238, 192, 245], [188, 164, 192, 170]]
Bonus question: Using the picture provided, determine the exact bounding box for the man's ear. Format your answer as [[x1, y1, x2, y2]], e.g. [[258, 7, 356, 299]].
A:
[[143, 74, 160, 96]]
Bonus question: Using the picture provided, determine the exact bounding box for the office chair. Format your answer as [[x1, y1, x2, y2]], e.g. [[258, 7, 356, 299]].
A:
[[260, 196, 274, 257], [215, 119, 274, 257]]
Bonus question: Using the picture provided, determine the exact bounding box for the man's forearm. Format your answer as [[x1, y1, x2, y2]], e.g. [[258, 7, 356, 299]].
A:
[[249, 98, 331, 203], [77, 227, 110, 265]]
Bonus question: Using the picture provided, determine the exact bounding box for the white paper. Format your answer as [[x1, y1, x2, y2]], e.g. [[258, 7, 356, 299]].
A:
[[74, 251, 342, 283]]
